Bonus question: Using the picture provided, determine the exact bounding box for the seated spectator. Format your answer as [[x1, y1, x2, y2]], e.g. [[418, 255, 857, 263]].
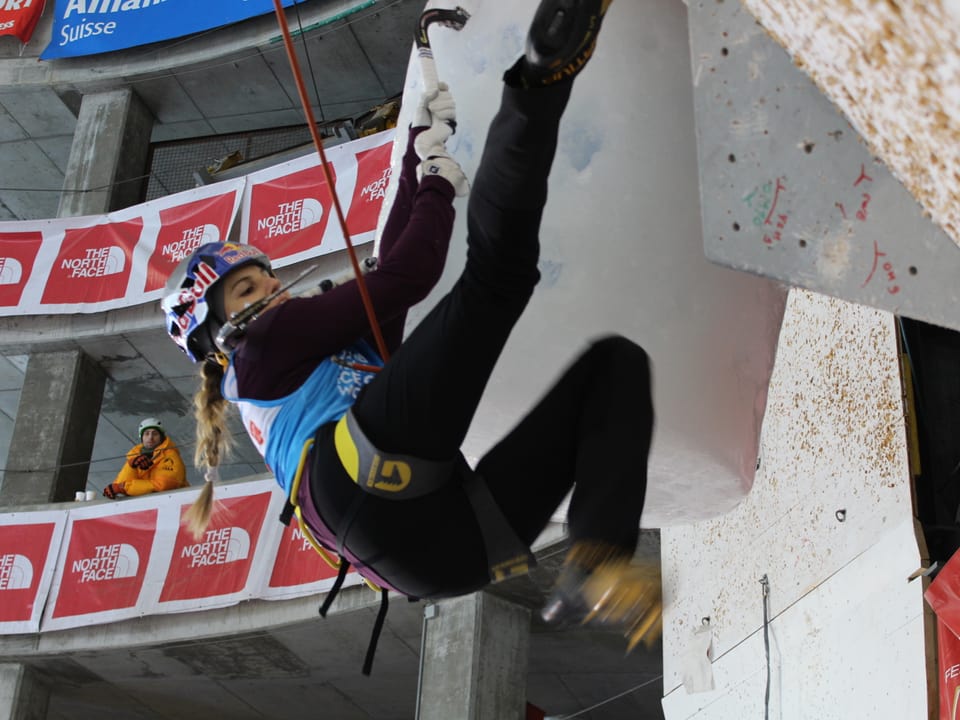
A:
[[103, 418, 188, 498]]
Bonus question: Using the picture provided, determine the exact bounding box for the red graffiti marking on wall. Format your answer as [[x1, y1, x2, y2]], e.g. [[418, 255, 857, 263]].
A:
[[835, 165, 875, 222], [764, 177, 787, 225], [862, 240, 900, 294], [763, 214, 789, 245]]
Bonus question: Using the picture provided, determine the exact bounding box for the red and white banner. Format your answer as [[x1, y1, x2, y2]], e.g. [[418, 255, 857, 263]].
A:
[[926, 550, 960, 719], [241, 130, 395, 267], [0, 179, 245, 316], [0, 129, 395, 317], [262, 521, 343, 600], [28, 478, 362, 633], [0, 0, 44, 43], [927, 550, 960, 639], [48, 507, 161, 624], [157, 489, 275, 611], [0, 511, 65, 634], [937, 618, 960, 720]]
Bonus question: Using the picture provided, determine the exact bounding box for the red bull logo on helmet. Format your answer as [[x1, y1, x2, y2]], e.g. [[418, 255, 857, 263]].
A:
[[171, 260, 219, 336]]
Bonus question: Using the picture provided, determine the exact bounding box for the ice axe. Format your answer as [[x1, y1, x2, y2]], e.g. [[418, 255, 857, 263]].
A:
[[415, 5, 470, 130]]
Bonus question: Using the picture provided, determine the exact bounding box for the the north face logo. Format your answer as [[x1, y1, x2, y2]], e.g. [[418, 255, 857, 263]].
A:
[[360, 168, 391, 201], [180, 527, 251, 568], [160, 225, 221, 262], [257, 198, 324, 238], [0, 553, 33, 590], [60, 246, 125, 278], [0, 257, 22, 285], [71, 543, 140, 582]]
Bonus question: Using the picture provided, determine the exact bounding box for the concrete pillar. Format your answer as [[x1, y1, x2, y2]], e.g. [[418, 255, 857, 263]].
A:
[[417, 592, 530, 720], [0, 664, 50, 720], [58, 87, 153, 217], [0, 350, 106, 505]]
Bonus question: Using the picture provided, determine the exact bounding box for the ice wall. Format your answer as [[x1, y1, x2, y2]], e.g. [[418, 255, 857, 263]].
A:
[[387, 0, 787, 526]]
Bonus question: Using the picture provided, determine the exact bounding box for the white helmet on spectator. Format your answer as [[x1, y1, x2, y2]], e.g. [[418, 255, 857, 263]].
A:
[[138, 418, 165, 442]]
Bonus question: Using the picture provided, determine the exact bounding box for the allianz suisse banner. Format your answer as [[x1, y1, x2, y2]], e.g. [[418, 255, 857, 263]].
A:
[[0, 0, 45, 43], [0, 128, 394, 317], [28, 478, 362, 634], [42, 0, 298, 60]]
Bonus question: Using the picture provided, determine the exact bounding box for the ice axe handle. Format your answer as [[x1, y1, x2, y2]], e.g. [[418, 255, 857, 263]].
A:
[[415, 6, 471, 131]]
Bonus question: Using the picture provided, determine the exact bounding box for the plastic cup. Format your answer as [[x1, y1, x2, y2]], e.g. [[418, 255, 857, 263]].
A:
[[74, 491, 85, 502], [85, 490, 96, 501]]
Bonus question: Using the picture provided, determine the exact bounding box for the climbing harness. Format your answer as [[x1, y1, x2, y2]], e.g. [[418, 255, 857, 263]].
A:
[[331, 409, 536, 580], [278, 416, 536, 675], [279, 437, 388, 675], [334, 409, 455, 499]]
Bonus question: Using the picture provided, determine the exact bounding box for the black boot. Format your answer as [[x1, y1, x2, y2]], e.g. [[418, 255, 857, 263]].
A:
[[521, 0, 612, 87]]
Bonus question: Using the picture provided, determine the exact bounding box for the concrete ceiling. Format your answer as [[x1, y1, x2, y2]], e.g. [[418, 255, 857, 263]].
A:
[[0, 2, 668, 718]]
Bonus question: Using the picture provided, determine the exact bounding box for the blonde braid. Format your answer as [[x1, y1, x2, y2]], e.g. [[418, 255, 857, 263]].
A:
[[184, 355, 234, 537]]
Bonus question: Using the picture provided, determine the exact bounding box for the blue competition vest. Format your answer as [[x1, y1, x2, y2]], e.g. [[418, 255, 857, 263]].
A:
[[222, 340, 382, 494]]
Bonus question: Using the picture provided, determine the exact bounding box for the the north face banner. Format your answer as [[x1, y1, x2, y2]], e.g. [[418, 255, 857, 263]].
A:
[[41, 218, 144, 305], [346, 142, 394, 237], [12, 179, 245, 314], [241, 130, 395, 265], [4, 479, 364, 634], [48, 508, 158, 622], [245, 163, 337, 260], [0, 513, 64, 633], [261, 521, 352, 600], [0, 230, 43, 307], [159, 491, 272, 607], [0, 0, 45, 43], [0, 129, 393, 317], [146, 191, 240, 292]]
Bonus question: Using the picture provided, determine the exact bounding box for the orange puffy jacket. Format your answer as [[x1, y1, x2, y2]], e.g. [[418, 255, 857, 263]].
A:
[[113, 436, 188, 496]]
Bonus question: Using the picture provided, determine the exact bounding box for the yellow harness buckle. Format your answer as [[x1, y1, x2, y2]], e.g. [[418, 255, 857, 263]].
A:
[[333, 409, 537, 585], [334, 409, 454, 499]]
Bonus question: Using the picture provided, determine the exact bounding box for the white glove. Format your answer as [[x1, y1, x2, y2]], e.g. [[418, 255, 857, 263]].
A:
[[412, 87, 436, 129], [427, 82, 456, 125], [412, 82, 456, 130], [414, 116, 454, 161], [418, 154, 470, 197]]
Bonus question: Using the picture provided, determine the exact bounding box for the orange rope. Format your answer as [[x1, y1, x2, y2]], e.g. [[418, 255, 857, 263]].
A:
[[271, 0, 391, 363]]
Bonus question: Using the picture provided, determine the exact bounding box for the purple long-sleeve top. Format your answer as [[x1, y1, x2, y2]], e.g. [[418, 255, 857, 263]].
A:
[[232, 128, 456, 400]]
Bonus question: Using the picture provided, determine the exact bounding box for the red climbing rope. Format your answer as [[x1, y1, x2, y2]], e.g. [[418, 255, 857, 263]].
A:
[[271, 0, 391, 362]]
